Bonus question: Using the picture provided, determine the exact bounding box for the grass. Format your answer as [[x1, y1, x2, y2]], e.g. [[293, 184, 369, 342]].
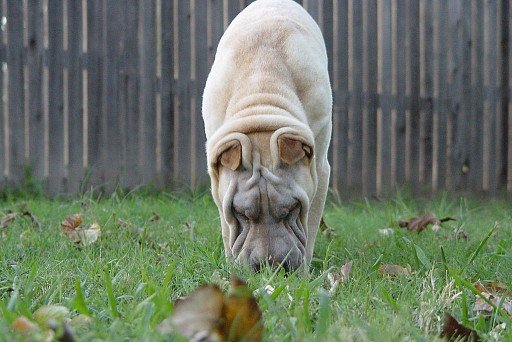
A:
[[0, 190, 511, 341]]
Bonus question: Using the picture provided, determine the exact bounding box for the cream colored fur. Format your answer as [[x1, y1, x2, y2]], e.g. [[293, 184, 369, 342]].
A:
[[202, 0, 332, 271]]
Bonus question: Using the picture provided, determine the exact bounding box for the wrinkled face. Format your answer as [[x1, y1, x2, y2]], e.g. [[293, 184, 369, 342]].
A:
[[214, 132, 316, 272]]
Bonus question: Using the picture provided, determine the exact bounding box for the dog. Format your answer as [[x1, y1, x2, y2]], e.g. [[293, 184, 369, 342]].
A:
[[202, 0, 332, 272]]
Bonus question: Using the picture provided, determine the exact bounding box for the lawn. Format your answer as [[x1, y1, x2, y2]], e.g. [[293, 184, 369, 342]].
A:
[[0, 190, 511, 341]]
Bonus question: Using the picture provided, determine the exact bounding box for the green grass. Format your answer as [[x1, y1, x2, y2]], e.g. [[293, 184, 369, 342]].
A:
[[0, 191, 511, 341]]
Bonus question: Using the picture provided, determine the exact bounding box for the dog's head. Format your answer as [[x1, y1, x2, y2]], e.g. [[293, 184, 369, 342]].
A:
[[210, 128, 317, 272]]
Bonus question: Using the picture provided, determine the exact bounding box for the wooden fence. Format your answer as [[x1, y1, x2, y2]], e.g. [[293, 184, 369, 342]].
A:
[[0, 0, 510, 196]]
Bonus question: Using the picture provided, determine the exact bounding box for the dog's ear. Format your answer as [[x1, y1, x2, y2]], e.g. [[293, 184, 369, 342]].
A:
[[278, 136, 313, 165], [218, 141, 242, 171]]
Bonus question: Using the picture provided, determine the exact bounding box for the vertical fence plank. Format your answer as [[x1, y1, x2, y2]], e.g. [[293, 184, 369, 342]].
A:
[[419, 0, 433, 188], [47, 0, 64, 194], [394, 0, 407, 189], [121, 0, 141, 188], [174, 0, 192, 187], [0, 0, 4, 181], [6, 1, 24, 185], [468, 0, 481, 190], [66, 0, 83, 193], [194, 0, 209, 188], [160, 0, 174, 185], [139, 1, 157, 184], [432, 0, 447, 190], [507, 0, 512, 191], [208, 0, 224, 67], [101, 1, 123, 188], [331, 0, 348, 193], [483, 0, 497, 192], [27, 0, 44, 182], [85, 0, 104, 190], [361, 0, 377, 195], [496, 0, 508, 189], [454, 0, 472, 190], [377, 0, 392, 195], [406, 0, 420, 188], [348, 0, 363, 192]]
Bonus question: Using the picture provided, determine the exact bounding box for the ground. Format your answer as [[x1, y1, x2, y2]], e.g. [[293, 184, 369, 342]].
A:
[[0, 190, 511, 341]]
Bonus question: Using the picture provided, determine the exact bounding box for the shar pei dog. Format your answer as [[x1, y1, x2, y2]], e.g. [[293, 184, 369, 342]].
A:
[[202, 0, 332, 272]]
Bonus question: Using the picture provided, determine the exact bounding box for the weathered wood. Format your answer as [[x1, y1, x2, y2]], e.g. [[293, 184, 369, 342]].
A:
[[225, 0, 239, 25], [406, 0, 421, 188], [453, 0, 472, 190], [377, 0, 392, 195], [27, 0, 45, 182], [160, 0, 174, 184], [100, 0, 123, 189], [0, 0, 511, 195], [208, 0, 224, 67], [194, 0, 209, 188], [469, 0, 484, 190], [0, 0, 4, 180], [6, 1, 25, 184], [66, 0, 83, 193], [174, 0, 192, 186], [331, 0, 348, 192], [419, 0, 433, 188], [361, 0, 377, 195], [85, 0, 104, 190], [348, 0, 363, 192], [508, 0, 512, 191], [394, 0, 407, 190], [432, 0, 448, 190], [138, 1, 157, 184], [47, 0, 65, 194], [483, 0, 497, 192]]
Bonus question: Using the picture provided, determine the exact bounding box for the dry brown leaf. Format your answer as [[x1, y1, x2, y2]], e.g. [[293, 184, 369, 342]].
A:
[[61, 214, 84, 234], [159, 277, 262, 341], [61, 214, 100, 245], [1, 213, 18, 234], [473, 281, 512, 316], [379, 264, 412, 278], [22, 210, 41, 230], [328, 261, 353, 295], [440, 312, 480, 341], [398, 213, 455, 233]]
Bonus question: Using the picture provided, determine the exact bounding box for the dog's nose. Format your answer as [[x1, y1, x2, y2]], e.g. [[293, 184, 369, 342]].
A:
[[248, 249, 299, 272]]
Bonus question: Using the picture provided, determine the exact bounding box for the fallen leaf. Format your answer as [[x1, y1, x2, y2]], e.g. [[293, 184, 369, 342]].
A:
[[61, 214, 100, 246], [61, 214, 84, 233], [379, 264, 412, 278], [223, 278, 262, 341], [440, 312, 480, 341], [11, 316, 39, 334], [22, 210, 41, 230], [159, 277, 262, 341], [328, 261, 353, 295], [1, 213, 18, 234], [398, 213, 455, 233], [473, 281, 512, 316]]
